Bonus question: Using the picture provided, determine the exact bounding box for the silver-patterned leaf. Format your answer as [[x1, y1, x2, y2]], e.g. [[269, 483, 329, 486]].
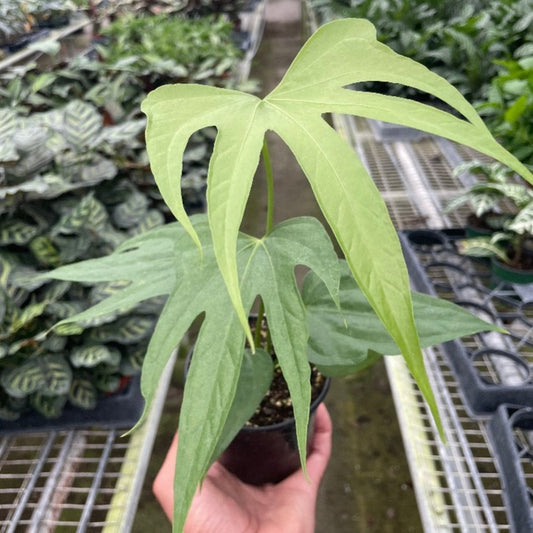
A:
[[9, 265, 48, 291], [80, 156, 118, 185], [13, 127, 48, 153], [98, 119, 146, 145], [1, 354, 72, 398], [30, 392, 67, 418], [90, 280, 131, 305], [112, 191, 149, 229], [70, 344, 121, 368], [128, 209, 165, 237], [55, 234, 92, 263], [41, 280, 72, 302], [94, 373, 121, 393], [69, 377, 98, 410], [46, 301, 86, 319], [62, 100, 102, 149], [30, 236, 61, 267], [86, 315, 156, 344], [120, 345, 145, 375], [41, 334, 68, 353], [52, 194, 99, 235], [0, 220, 39, 246]]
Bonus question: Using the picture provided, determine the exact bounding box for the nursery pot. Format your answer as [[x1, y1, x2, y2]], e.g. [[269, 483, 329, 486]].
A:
[[491, 257, 533, 285], [184, 348, 330, 486], [218, 373, 330, 485]]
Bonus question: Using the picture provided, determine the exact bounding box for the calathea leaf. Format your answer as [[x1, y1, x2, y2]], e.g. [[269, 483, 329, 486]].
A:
[[1, 354, 72, 398], [303, 262, 503, 376], [62, 100, 102, 150], [70, 344, 121, 368], [69, 377, 98, 409], [141, 18, 533, 444], [30, 392, 67, 418], [0, 220, 39, 246], [44, 214, 340, 532]]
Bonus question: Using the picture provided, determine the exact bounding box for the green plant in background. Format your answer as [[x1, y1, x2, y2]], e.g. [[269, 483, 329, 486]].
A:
[[97, 14, 244, 90], [0, 100, 158, 420], [477, 55, 533, 167], [308, 0, 533, 102], [445, 160, 533, 230], [458, 201, 533, 269], [42, 19, 533, 531]]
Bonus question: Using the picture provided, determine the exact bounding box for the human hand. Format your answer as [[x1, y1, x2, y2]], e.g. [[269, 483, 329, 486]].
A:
[[153, 403, 332, 533]]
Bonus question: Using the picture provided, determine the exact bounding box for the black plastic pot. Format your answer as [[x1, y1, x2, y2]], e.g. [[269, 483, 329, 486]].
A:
[[185, 347, 330, 485], [218, 375, 330, 485]]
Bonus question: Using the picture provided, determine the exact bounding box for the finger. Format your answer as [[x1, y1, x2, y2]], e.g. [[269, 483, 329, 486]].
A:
[[306, 404, 332, 482], [153, 432, 179, 522]]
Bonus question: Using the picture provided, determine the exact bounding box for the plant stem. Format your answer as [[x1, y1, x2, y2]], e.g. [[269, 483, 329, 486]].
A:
[[254, 141, 275, 352], [262, 139, 274, 235]]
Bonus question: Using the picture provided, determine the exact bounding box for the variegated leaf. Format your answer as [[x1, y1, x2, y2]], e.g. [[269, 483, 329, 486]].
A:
[[42, 334, 67, 353], [98, 119, 146, 145], [0, 220, 39, 246], [1, 354, 72, 398], [509, 203, 533, 235], [52, 194, 99, 235], [62, 100, 102, 149], [13, 127, 48, 153], [128, 209, 165, 236], [30, 236, 61, 267], [41, 280, 72, 302], [70, 344, 121, 368], [8, 266, 48, 291], [80, 156, 118, 185], [120, 344, 146, 375], [69, 377, 98, 410], [46, 301, 86, 319], [94, 373, 121, 393], [55, 234, 92, 263], [0, 108, 19, 163], [30, 392, 67, 418], [54, 322, 84, 336], [86, 316, 156, 344], [133, 295, 166, 315], [11, 301, 48, 334], [112, 191, 149, 229], [90, 280, 132, 305]]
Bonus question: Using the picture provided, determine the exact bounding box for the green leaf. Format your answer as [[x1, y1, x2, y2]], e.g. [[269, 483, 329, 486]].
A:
[[86, 316, 156, 344], [30, 236, 61, 267], [141, 19, 533, 465], [1, 355, 72, 398], [303, 263, 503, 376], [70, 344, 121, 368], [45, 215, 339, 532], [62, 100, 102, 149], [30, 392, 67, 418], [208, 348, 274, 465], [69, 377, 98, 409], [0, 220, 39, 246]]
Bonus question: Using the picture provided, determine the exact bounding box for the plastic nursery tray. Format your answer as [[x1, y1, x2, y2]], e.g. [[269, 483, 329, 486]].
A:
[[0, 375, 144, 435], [488, 404, 533, 533], [400, 229, 533, 416]]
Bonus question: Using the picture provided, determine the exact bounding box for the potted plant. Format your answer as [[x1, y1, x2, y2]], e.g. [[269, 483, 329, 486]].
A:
[[444, 160, 533, 237], [458, 199, 533, 284], [42, 19, 533, 531]]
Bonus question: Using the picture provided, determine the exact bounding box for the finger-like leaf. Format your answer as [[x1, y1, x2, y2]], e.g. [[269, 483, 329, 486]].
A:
[[303, 263, 503, 376], [141, 19, 533, 442]]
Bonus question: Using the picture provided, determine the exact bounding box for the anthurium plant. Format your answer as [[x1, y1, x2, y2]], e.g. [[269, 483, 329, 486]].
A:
[[43, 19, 533, 531]]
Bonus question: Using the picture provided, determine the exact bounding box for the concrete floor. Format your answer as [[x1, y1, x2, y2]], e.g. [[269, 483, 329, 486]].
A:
[[133, 1, 423, 531]]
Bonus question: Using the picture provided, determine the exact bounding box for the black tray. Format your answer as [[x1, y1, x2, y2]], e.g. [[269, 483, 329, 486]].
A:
[[488, 404, 533, 533], [400, 229, 533, 415], [0, 375, 144, 435]]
